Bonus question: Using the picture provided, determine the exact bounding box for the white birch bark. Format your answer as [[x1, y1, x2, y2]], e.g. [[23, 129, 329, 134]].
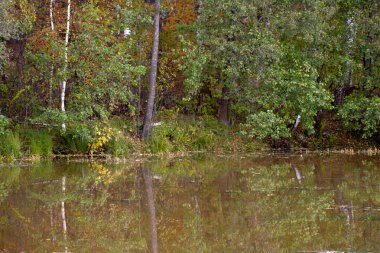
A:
[[61, 0, 71, 130], [49, 0, 54, 108], [61, 176, 68, 252]]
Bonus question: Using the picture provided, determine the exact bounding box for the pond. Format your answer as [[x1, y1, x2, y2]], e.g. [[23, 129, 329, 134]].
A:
[[0, 153, 379, 252]]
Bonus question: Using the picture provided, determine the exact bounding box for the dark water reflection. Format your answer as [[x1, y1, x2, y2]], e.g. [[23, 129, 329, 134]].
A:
[[0, 154, 379, 252]]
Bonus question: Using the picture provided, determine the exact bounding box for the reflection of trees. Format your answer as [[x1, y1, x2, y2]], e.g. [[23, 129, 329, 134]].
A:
[[0, 156, 379, 252], [142, 167, 159, 253], [61, 176, 68, 253], [0, 162, 146, 252]]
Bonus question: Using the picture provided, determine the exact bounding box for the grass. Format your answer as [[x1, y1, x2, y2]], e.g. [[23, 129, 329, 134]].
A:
[[24, 129, 53, 156], [0, 131, 22, 158], [0, 114, 269, 161], [145, 115, 267, 154]]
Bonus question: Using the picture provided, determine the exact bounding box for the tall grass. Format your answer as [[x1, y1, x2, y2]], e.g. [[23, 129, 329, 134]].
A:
[[24, 129, 53, 156], [0, 131, 22, 158]]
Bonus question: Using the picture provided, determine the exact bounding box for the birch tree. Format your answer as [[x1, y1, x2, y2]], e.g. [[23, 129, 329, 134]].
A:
[[61, 0, 71, 130], [49, 0, 55, 108]]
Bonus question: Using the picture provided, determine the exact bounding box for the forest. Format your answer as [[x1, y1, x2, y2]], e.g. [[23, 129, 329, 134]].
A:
[[0, 0, 379, 158]]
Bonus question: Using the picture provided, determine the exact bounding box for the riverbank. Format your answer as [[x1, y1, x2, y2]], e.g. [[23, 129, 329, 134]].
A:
[[0, 115, 379, 163]]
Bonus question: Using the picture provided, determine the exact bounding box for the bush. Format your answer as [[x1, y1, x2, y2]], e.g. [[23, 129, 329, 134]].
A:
[[242, 110, 291, 140], [247, 60, 332, 138], [338, 94, 380, 138], [57, 124, 94, 154]]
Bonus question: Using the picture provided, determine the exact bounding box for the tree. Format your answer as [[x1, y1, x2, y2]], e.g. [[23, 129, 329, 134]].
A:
[[48, 0, 55, 108], [60, 0, 71, 130], [183, 0, 279, 124], [142, 0, 160, 139]]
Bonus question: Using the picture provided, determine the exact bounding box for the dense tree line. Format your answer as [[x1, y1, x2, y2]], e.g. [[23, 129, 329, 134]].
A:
[[0, 0, 379, 146]]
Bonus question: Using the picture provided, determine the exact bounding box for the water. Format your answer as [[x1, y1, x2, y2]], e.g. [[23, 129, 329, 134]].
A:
[[0, 153, 379, 252]]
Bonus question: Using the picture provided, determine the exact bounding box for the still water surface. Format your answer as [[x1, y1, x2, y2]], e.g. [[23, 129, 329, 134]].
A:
[[0, 154, 379, 252]]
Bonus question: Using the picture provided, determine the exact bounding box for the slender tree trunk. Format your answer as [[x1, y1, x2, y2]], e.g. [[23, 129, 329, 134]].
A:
[[49, 0, 55, 108], [136, 41, 142, 133], [142, 168, 159, 253], [218, 86, 229, 125], [142, 0, 160, 139], [61, 0, 71, 130], [61, 176, 68, 252]]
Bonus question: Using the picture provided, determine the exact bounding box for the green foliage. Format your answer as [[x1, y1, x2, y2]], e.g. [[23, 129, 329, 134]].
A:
[[0, 131, 21, 157], [182, 0, 280, 113], [106, 135, 136, 157], [148, 132, 173, 154], [68, 2, 145, 122], [57, 124, 95, 154], [339, 94, 380, 138], [0, 0, 35, 73], [147, 118, 219, 153], [190, 130, 215, 150], [30, 109, 67, 127], [0, 0, 379, 150], [24, 129, 53, 156], [0, 115, 10, 137], [258, 60, 332, 134], [0, 182, 8, 203], [243, 110, 291, 140]]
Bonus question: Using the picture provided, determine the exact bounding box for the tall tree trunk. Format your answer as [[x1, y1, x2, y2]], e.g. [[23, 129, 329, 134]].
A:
[[61, 0, 71, 130], [142, 0, 160, 139], [49, 0, 55, 109], [218, 86, 229, 125]]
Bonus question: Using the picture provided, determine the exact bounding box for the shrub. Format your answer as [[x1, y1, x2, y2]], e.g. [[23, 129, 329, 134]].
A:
[[57, 124, 94, 154], [338, 94, 380, 138], [242, 110, 291, 140]]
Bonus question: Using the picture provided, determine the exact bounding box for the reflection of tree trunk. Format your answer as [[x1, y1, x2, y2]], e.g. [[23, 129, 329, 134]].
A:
[[61, 176, 68, 252], [49, 206, 56, 241], [218, 86, 229, 125], [335, 190, 354, 226], [142, 168, 159, 253], [291, 164, 302, 184]]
